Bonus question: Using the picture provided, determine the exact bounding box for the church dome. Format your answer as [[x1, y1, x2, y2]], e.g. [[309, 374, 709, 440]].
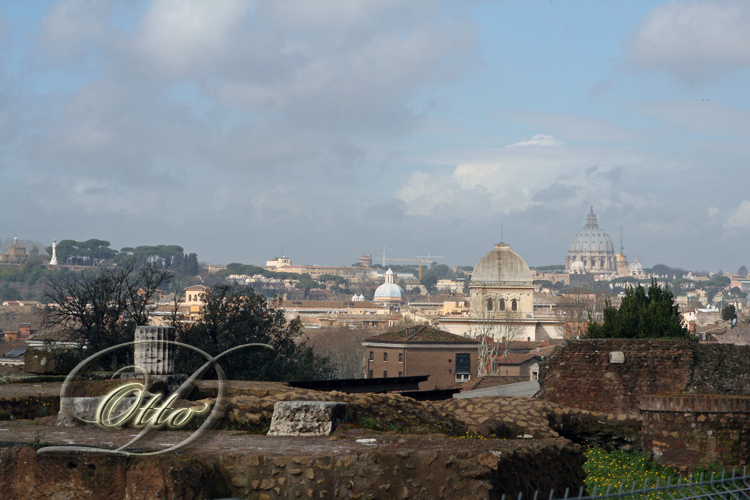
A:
[[472, 243, 532, 284], [568, 207, 615, 254], [629, 257, 643, 272], [374, 283, 404, 299], [374, 268, 405, 302]]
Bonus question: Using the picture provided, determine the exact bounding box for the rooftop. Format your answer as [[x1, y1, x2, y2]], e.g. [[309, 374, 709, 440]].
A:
[[365, 325, 479, 344]]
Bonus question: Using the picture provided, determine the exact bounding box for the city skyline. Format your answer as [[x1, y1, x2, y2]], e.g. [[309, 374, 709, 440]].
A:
[[1, 1, 750, 272]]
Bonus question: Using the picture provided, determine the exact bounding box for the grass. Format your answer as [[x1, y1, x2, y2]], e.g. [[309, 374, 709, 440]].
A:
[[584, 447, 730, 499]]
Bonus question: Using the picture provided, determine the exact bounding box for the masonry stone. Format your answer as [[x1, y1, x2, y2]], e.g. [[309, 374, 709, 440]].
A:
[[267, 401, 353, 436]]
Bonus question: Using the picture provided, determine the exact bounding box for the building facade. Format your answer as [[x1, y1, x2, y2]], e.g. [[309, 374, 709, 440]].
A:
[[438, 242, 563, 341], [362, 325, 479, 390]]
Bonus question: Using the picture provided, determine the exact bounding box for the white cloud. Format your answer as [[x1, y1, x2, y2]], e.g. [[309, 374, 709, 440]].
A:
[[507, 134, 564, 147], [626, 0, 750, 82], [395, 142, 653, 217], [499, 110, 644, 143], [725, 200, 750, 229]]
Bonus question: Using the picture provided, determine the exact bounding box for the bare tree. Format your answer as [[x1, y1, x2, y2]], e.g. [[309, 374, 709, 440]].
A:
[[305, 326, 376, 378], [556, 288, 595, 339], [41, 260, 172, 357], [468, 290, 526, 377]]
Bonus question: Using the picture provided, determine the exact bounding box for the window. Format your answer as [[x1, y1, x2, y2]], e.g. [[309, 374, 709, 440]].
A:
[[398, 353, 403, 363], [455, 353, 470, 375], [383, 352, 388, 362], [499, 299, 505, 311], [486, 298, 493, 311], [398, 371, 402, 377], [383, 371, 388, 378], [512, 299, 518, 311], [368, 370, 373, 378], [369, 351, 373, 361]]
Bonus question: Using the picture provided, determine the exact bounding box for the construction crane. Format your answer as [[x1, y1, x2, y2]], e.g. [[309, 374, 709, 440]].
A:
[[385, 255, 444, 279]]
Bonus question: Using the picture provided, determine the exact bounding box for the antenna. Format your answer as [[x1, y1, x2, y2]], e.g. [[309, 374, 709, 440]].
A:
[[619, 226, 624, 254], [500, 221, 504, 243], [381, 246, 392, 266]]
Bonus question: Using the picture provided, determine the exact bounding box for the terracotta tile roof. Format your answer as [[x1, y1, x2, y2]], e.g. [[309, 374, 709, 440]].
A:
[[494, 353, 543, 365], [365, 325, 479, 344]]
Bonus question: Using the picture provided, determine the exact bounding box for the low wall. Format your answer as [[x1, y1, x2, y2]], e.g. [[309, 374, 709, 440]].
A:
[[537, 339, 694, 414], [641, 394, 750, 469], [538, 339, 750, 414], [0, 435, 585, 500]]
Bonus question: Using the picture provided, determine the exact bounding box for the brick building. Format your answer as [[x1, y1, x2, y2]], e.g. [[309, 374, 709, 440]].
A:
[[362, 325, 479, 390]]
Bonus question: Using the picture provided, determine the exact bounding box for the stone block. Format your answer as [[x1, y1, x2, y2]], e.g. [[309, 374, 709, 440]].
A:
[[608, 351, 625, 364], [267, 401, 354, 436], [57, 396, 138, 427]]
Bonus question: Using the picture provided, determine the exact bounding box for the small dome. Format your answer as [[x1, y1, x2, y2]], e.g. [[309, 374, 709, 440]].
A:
[[630, 257, 643, 272], [472, 243, 532, 284], [374, 283, 405, 299], [374, 268, 404, 301], [568, 207, 614, 254]]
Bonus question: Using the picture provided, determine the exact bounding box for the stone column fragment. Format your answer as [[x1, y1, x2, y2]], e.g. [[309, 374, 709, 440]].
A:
[[134, 326, 175, 375]]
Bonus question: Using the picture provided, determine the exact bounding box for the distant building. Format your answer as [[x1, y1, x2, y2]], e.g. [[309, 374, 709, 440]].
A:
[[266, 256, 292, 268], [566, 207, 616, 273], [358, 254, 373, 267], [264, 255, 371, 279], [0, 238, 27, 265], [362, 325, 479, 390], [438, 242, 563, 341]]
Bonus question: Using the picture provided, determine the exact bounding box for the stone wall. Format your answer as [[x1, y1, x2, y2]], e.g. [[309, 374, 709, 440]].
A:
[[689, 344, 750, 395], [538, 339, 750, 414], [641, 394, 750, 469], [0, 437, 585, 500], [537, 339, 694, 414]]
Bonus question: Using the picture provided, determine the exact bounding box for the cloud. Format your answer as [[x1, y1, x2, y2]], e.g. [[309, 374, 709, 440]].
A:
[[39, 0, 114, 60], [507, 134, 564, 147], [1, 0, 480, 264], [633, 99, 750, 138], [394, 141, 655, 217], [499, 110, 644, 143], [626, 0, 750, 83], [725, 200, 750, 229]]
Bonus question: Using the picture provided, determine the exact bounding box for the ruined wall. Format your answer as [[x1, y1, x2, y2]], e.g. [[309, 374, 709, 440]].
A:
[[538, 340, 750, 414], [537, 339, 694, 414], [0, 439, 585, 500], [641, 394, 750, 469], [689, 344, 750, 394]]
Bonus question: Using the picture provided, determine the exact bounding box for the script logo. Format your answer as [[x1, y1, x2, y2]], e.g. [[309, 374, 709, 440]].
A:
[[38, 340, 271, 457]]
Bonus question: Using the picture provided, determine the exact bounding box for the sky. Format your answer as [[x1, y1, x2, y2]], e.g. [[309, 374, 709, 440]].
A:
[[1, 0, 750, 272]]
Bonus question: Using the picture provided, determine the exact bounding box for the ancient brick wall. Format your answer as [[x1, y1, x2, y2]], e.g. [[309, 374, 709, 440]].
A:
[[537, 339, 695, 414], [539, 340, 750, 414], [689, 344, 750, 395], [641, 394, 750, 469]]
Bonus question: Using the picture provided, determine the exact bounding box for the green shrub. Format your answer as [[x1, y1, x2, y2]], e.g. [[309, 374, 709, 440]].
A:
[[361, 417, 378, 430]]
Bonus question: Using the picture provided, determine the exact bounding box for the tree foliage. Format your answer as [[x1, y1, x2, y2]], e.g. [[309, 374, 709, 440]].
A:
[[585, 279, 689, 339], [173, 284, 333, 381], [722, 304, 737, 321]]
